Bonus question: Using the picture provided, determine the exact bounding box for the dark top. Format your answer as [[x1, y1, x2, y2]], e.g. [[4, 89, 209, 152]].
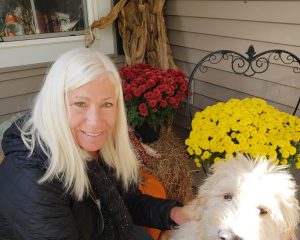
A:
[[0, 119, 180, 240]]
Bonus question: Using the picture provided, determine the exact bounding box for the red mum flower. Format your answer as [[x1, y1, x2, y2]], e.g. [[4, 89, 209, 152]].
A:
[[139, 103, 148, 116], [168, 97, 176, 105], [153, 88, 161, 96], [139, 103, 147, 111], [124, 94, 132, 102], [148, 99, 157, 107], [133, 88, 142, 97], [147, 78, 155, 87], [144, 91, 153, 99], [160, 100, 168, 108], [139, 85, 147, 94], [140, 110, 148, 117], [172, 103, 179, 109], [180, 82, 188, 92], [165, 86, 174, 96]]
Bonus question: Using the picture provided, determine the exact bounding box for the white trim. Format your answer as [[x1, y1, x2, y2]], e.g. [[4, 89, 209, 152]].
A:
[[0, 35, 84, 48], [0, 0, 116, 68]]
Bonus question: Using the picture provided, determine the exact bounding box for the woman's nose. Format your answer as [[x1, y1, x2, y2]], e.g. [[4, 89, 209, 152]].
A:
[[86, 107, 102, 124]]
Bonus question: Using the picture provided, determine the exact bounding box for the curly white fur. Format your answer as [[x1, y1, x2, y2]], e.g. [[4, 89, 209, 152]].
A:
[[170, 155, 299, 240]]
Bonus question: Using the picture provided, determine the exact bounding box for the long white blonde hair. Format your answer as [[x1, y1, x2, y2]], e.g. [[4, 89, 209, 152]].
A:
[[21, 48, 138, 200]]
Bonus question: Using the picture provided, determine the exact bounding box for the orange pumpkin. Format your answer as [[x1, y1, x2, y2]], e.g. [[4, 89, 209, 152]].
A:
[[138, 168, 166, 240]]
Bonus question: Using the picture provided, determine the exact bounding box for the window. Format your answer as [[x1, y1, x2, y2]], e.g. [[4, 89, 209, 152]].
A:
[[0, 0, 116, 68], [0, 0, 88, 42]]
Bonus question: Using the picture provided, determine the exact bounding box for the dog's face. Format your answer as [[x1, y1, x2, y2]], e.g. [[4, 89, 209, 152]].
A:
[[171, 156, 299, 240]]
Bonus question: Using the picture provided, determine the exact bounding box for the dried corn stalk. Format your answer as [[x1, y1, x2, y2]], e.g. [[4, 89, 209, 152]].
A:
[[86, 0, 175, 69], [118, 0, 176, 69]]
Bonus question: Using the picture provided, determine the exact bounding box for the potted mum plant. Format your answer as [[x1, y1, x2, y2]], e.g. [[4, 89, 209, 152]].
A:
[[185, 98, 300, 171], [119, 63, 188, 143]]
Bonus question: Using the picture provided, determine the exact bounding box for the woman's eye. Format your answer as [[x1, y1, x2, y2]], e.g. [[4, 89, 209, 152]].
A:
[[103, 102, 113, 108], [74, 102, 86, 108]]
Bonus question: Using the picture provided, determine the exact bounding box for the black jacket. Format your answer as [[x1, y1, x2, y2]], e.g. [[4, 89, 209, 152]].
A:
[[0, 120, 180, 240]]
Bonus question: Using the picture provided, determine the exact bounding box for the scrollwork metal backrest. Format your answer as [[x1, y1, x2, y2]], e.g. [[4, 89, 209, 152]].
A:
[[187, 45, 300, 127]]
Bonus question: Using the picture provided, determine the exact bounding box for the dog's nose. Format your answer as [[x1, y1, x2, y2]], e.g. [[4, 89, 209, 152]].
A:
[[218, 229, 241, 240]]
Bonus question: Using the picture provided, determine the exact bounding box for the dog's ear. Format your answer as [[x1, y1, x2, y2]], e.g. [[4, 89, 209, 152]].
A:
[[182, 195, 205, 221], [273, 181, 299, 240], [278, 197, 299, 240]]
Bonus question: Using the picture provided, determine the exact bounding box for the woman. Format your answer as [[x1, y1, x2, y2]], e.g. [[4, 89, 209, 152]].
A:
[[0, 48, 187, 239]]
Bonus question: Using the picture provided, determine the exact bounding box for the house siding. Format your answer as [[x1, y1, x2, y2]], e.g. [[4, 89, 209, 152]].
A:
[[165, 0, 300, 136]]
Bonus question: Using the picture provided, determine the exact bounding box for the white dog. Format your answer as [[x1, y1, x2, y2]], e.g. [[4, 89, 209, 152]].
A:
[[170, 155, 299, 240]]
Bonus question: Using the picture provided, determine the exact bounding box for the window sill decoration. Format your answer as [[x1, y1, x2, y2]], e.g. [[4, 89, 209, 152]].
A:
[[119, 63, 188, 142], [185, 98, 300, 170]]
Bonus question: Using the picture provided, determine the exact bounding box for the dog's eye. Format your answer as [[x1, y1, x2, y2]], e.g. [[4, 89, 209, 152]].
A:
[[224, 194, 232, 200], [258, 206, 268, 215]]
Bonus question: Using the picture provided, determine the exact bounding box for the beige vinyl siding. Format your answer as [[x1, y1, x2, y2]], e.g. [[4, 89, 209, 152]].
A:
[[0, 56, 124, 124], [0, 63, 49, 124], [166, 0, 300, 137]]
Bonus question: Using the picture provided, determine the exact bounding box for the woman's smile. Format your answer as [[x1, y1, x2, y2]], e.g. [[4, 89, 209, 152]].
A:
[[81, 130, 102, 137]]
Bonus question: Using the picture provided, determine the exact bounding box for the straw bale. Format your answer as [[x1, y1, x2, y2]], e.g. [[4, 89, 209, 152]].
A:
[[144, 127, 194, 204], [129, 124, 194, 204]]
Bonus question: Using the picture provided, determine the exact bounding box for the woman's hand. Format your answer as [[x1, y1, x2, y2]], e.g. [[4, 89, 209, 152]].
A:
[[170, 206, 189, 225]]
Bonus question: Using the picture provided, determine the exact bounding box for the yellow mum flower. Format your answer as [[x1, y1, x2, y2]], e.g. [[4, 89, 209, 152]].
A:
[[196, 162, 202, 168], [195, 148, 202, 156], [185, 98, 300, 169], [273, 159, 280, 165], [185, 139, 191, 146], [280, 159, 288, 165], [281, 150, 290, 159], [214, 157, 222, 163], [187, 147, 194, 155], [268, 151, 277, 159], [202, 151, 211, 160], [288, 146, 297, 155]]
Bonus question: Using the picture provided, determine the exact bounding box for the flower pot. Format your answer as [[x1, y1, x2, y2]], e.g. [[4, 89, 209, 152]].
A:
[[135, 121, 160, 143]]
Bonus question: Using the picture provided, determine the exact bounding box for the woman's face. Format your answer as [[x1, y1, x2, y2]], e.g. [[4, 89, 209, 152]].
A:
[[67, 76, 118, 159]]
